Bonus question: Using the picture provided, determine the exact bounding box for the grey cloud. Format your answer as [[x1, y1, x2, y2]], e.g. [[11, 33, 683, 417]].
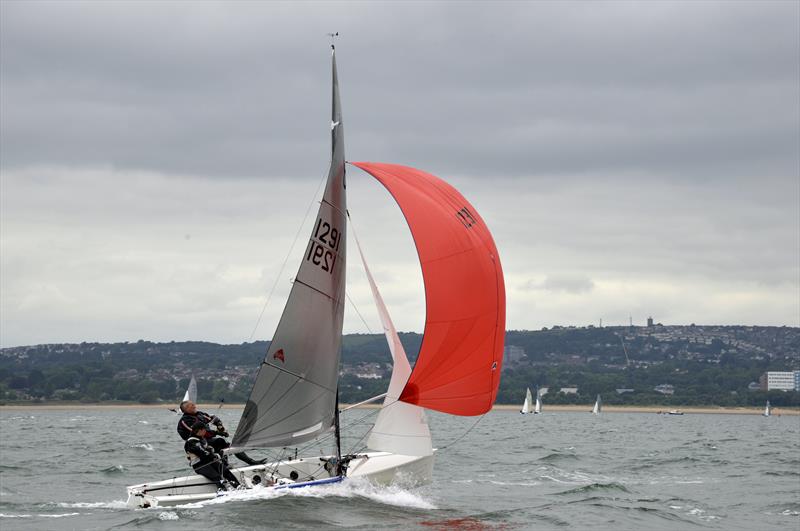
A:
[[522, 274, 595, 294], [1, 1, 798, 346], [1, 1, 798, 180]]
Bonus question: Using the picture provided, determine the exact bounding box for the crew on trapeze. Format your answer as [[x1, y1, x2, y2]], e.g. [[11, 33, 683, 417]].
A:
[[177, 400, 266, 489]]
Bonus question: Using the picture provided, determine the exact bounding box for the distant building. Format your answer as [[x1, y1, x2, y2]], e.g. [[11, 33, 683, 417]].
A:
[[616, 388, 635, 394], [795, 371, 800, 391], [747, 382, 761, 392], [503, 345, 526, 364], [560, 387, 578, 395], [538, 387, 549, 396], [654, 384, 675, 395], [760, 371, 797, 391], [647, 316, 654, 327]]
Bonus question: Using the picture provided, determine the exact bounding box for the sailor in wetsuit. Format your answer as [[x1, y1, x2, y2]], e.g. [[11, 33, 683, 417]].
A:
[[184, 420, 241, 490], [177, 401, 266, 466]]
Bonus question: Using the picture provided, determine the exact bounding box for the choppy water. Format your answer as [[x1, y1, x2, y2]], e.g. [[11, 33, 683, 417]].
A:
[[0, 408, 798, 530]]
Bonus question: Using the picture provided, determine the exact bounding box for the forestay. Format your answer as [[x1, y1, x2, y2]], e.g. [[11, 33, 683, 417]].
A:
[[232, 49, 347, 450]]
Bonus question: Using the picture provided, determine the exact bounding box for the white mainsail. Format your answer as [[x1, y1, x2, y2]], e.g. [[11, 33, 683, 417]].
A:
[[592, 394, 602, 415], [182, 374, 197, 403], [764, 400, 771, 417], [232, 47, 347, 450], [533, 389, 542, 414], [521, 387, 532, 414]]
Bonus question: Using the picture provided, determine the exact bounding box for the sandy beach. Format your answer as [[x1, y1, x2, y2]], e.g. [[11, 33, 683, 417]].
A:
[[0, 402, 796, 415]]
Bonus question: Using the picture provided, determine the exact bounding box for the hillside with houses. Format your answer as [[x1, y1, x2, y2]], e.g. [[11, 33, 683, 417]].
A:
[[1, 325, 798, 407]]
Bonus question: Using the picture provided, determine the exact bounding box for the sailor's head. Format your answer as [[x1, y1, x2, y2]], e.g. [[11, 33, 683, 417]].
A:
[[180, 401, 197, 414]]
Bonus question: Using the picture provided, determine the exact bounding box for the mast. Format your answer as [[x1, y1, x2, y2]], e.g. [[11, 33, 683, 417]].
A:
[[331, 36, 343, 474], [334, 388, 342, 473]]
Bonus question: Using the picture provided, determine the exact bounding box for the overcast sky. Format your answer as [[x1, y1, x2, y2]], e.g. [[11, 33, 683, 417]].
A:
[[1, 1, 798, 348]]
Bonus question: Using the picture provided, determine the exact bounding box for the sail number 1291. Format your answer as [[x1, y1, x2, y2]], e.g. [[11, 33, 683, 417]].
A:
[[306, 218, 341, 274]]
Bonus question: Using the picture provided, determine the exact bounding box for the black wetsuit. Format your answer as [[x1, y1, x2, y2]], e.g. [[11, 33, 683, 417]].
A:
[[177, 411, 264, 466], [184, 436, 240, 489]]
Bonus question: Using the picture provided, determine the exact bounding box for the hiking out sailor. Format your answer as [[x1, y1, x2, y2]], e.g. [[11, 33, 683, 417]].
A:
[[184, 420, 241, 490], [177, 400, 265, 466]]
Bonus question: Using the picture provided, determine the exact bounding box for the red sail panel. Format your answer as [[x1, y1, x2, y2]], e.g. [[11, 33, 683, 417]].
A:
[[351, 162, 505, 416]]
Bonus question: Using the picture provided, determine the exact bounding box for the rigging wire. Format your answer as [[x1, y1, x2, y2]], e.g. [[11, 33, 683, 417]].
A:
[[247, 167, 329, 341], [438, 413, 487, 451], [346, 293, 374, 335]]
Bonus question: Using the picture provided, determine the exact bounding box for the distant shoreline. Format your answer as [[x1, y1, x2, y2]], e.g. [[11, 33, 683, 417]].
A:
[[0, 402, 796, 415]]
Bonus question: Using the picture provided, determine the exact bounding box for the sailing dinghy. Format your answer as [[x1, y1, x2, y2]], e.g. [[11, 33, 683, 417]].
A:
[[182, 374, 197, 404], [520, 388, 532, 414], [763, 400, 771, 417], [533, 389, 542, 414], [592, 394, 601, 415], [126, 45, 505, 509]]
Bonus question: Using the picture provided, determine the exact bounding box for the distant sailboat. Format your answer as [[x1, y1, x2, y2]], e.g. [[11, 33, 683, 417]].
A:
[[169, 374, 198, 413], [182, 374, 197, 403], [520, 388, 532, 414], [763, 400, 771, 417], [533, 389, 542, 414], [592, 394, 602, 415]]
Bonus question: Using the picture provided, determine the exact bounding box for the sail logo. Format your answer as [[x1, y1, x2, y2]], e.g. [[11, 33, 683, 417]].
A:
[[456, 207, 477, 228], [273, 349, 285, 363]]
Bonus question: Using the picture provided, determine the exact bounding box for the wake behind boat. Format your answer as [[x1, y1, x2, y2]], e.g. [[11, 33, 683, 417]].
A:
[[126, 43, 506, 509]]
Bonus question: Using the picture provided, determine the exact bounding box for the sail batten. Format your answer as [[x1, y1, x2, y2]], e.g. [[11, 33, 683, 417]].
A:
[[351, 162, 505, 417]]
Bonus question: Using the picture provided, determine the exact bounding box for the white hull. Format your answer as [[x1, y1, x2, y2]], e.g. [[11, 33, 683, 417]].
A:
[[126, 451, 434, 508]]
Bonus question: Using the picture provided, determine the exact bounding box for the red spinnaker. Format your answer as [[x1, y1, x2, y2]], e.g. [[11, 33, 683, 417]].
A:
[[351, 162, 505, 416]]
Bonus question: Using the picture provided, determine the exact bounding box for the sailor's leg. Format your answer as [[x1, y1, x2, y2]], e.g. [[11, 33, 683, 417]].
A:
[[192, 457, 224, 488], [220, 463, 241, 488], [208, 437, 229, 454], [235, 451, 267, 466]]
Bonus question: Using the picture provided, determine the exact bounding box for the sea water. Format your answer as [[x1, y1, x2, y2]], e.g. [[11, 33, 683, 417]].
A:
[[0, 408, 798, 530]]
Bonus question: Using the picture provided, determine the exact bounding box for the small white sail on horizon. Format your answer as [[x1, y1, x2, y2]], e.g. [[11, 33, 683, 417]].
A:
[[533, 389, 542, 414], [520, 387, 532, 414], [182, 374, 197, 404], [763, 400, 771, 417], [592, 394, 602, 415]]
